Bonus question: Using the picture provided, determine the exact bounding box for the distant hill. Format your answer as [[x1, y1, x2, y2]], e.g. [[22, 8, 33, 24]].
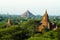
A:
[[21, 10, 35, 18]]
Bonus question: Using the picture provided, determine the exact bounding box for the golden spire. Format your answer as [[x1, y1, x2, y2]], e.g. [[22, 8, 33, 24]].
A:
[[41, 9, 49, 23]]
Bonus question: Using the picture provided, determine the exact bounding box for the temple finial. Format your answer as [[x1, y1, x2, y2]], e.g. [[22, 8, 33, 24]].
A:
[[44, 9, 47, 14]]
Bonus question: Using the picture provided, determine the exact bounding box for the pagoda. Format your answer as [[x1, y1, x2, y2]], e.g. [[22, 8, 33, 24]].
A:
[[7, 19, 11, 27], [37, 10, 57, 32]]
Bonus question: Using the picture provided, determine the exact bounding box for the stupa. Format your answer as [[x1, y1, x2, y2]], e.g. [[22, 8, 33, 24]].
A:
[[7, 19, 11, 27]]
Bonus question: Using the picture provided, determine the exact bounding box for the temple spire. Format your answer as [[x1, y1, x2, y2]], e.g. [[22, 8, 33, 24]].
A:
[[44, 9, 47, 14], [7, 19, 11, 27], [41, 9, 49, 23]]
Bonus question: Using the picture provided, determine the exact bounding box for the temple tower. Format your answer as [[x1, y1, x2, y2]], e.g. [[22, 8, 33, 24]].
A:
[[41, 10, 51, 29], [37, 10, 51, 32], [7, 19, 11, 27]]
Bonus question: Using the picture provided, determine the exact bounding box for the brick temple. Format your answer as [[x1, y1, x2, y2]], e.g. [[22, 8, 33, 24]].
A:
[[7, 19, 11, 27], [37, 10, 57, 32]]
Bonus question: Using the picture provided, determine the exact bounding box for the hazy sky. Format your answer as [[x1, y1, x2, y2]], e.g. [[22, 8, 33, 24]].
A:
[[0, 0, 60, 16]]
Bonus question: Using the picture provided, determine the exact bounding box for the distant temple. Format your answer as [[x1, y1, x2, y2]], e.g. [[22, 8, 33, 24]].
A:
[[37, 10, 57, 32], [7, 19, 11, 27]]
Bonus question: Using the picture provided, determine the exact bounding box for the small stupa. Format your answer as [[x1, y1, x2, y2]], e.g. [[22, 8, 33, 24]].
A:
[[7, 19, 11, 27], [53, 23, 58, 31]]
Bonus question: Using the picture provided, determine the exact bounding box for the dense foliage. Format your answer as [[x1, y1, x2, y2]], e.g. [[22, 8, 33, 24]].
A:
[[0, 15, 59, 40]]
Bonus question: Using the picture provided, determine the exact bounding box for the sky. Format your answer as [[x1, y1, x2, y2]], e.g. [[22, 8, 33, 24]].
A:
[[0, 0, 60, 16]]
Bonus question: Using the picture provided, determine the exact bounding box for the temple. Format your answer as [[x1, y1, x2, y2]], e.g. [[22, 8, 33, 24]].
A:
[[7, 19, 11, 27], [37, 10, 57, 32]]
